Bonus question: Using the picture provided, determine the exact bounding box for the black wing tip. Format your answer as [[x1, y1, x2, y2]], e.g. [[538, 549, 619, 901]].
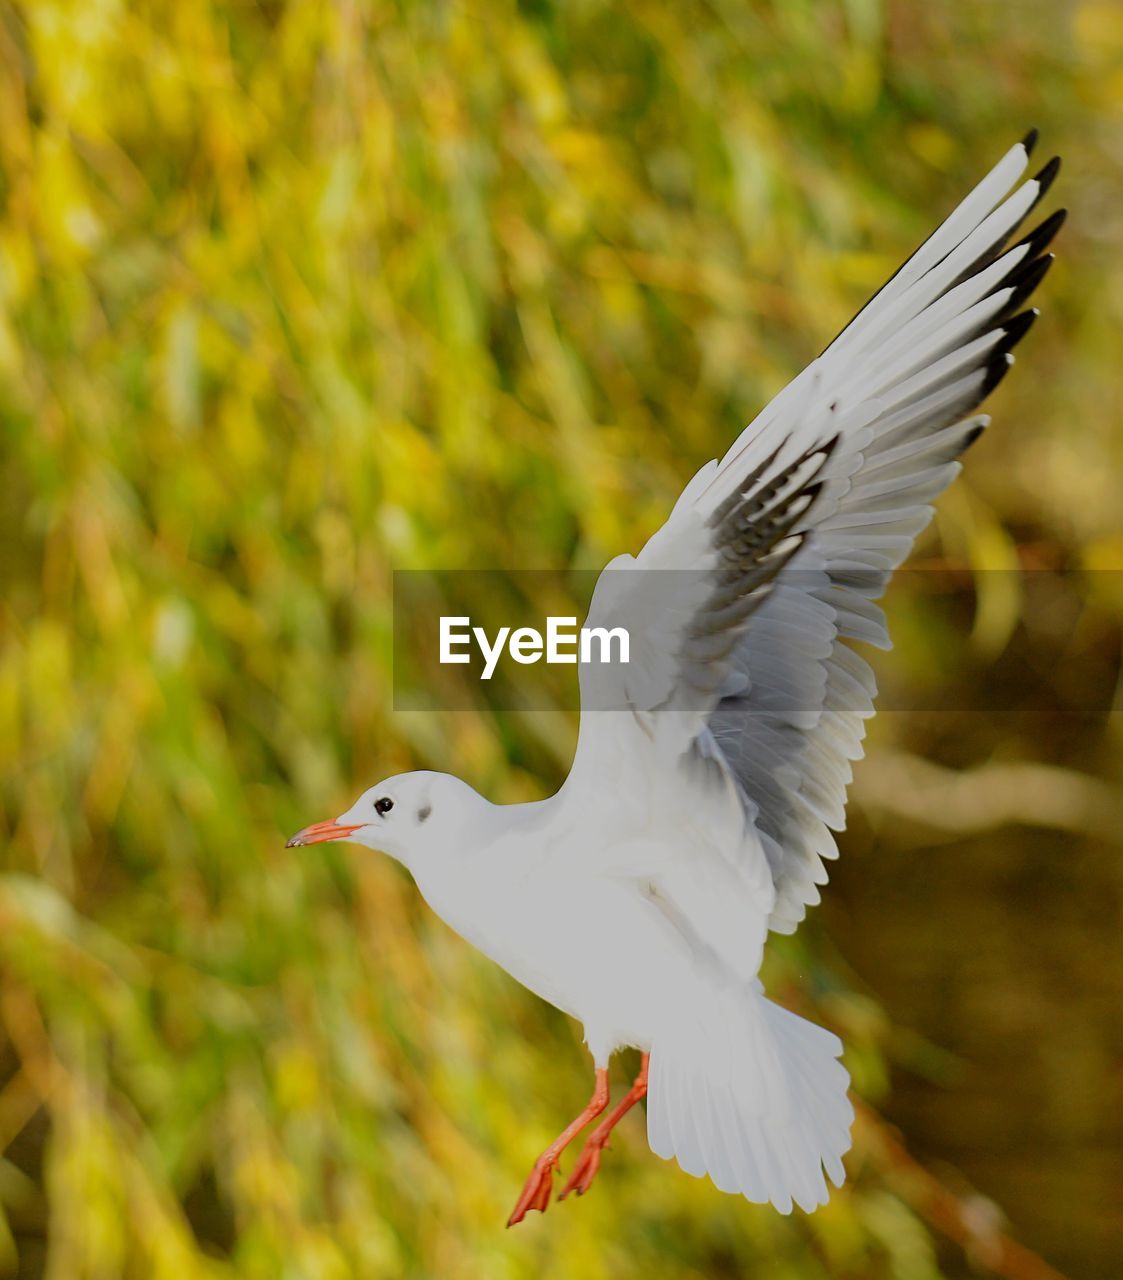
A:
[[1001, 307, 1039, 350], [961, 420, 989, 453], [982, 351, 1015, 397], [1005, 251, 1055, 311], [1021, 128, 1040, 156], [1033, 155, 1062, 199], [1006, 247, 1055, 291], [1017, 206, 1067, 255]]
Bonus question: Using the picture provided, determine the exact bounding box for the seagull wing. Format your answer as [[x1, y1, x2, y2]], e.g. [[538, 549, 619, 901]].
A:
[[575, 133, 1063, 935]]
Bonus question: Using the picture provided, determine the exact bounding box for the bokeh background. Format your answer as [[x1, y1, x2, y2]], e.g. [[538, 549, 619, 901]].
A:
[[1, 1, 1121, 1276]]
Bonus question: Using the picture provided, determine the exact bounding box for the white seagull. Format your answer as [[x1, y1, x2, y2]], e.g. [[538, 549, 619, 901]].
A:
[[288, 133, 1062, 1225]]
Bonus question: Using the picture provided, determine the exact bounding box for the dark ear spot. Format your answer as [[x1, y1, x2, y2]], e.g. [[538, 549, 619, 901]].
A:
[[417, 803, 432, 824]]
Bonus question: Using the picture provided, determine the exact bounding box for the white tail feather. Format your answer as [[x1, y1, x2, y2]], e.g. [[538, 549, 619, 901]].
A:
[[647, 984, 853, 1213]]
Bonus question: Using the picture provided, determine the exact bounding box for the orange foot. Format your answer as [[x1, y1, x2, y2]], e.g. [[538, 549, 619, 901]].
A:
[[507, 1158, 559, 1226], [558, 1140, 605, 1199], [506, 1067, 610, 1227], [558, 1053, 650, 1202]]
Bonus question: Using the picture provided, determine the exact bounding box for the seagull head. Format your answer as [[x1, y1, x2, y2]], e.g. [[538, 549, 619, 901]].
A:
[[285, 770, 483, 869]]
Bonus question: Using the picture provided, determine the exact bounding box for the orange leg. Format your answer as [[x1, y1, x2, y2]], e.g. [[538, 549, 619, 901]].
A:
[[559, 1054, 649, 1200], [507, 1068, 610, 1227]]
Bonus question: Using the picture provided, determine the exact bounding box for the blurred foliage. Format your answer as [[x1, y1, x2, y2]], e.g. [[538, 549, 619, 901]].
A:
[[1, 0, 1121, 1277]]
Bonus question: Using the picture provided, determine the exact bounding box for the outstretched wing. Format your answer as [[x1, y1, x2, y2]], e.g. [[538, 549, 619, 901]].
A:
[[700, 132, 1063, 932], [574, 132, 1063, 937]]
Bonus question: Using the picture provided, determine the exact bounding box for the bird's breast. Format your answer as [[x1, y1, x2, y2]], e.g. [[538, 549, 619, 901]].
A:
[[412, 860, 695, 1047]]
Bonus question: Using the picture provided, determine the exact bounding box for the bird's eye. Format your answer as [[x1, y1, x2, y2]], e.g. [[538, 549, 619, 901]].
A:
[[374, 797, 394, 816]]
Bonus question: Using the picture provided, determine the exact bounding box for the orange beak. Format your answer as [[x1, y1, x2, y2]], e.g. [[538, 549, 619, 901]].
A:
[[285, 819, 364, 848]]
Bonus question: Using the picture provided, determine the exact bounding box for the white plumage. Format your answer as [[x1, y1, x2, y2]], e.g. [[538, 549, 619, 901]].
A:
[[288, 133, 1062, 1223]]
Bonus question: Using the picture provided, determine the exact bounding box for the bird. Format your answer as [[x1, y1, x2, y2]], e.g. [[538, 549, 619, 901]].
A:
[[287, 132, 1063, 1225]]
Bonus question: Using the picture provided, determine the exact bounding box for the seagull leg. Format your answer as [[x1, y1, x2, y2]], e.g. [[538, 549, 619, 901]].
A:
[[559, 1054, 649, 1200], [506, 1068, 610, 1226]]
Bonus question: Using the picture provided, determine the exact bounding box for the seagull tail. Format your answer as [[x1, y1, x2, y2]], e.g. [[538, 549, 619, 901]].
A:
[[646, 982, 853, 1213]]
